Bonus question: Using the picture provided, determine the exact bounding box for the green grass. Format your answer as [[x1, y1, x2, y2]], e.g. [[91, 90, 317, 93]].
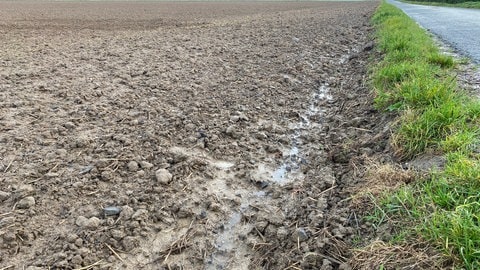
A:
[[364, 2, 480, 269], [404, 1, 480, 9]]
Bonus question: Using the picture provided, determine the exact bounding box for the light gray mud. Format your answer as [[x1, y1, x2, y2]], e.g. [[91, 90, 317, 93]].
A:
[[0, 1, 384, 269]]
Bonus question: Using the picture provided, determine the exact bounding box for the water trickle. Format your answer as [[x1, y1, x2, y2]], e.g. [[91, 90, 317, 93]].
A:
[[207, 198, 255, 270], [317, 84, 333, 101], [270, 83, 332, 184], [215, 212, 242, 251], [208, 83, 334, 268], [212, 160, 235, 170]]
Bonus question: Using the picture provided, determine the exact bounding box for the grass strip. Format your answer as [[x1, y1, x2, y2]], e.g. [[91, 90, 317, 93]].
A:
[[366, 2, 480, 269]]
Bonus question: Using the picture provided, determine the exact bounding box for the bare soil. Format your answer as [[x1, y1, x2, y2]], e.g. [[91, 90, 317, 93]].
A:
[[0, 1, 383, 269]]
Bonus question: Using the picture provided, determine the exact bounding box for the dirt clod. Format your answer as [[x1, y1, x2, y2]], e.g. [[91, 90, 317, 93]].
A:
[[127, 161, 139, 172], [16, 196, 35, 209], [0, 191, 10, 202], [155, 169, 173, 184]]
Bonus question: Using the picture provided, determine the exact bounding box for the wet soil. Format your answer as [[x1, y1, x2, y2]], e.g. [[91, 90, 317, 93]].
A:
[[0, 1, 382, 269]]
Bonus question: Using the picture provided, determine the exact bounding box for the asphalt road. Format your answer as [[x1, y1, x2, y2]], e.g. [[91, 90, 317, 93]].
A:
[[388, 0, 480, 63]]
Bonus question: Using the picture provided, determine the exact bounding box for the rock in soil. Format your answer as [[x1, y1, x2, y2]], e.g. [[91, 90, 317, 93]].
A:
[[16, 196, 35, 209], [0, 191, 11, 202], [155, 169, 173, 184]]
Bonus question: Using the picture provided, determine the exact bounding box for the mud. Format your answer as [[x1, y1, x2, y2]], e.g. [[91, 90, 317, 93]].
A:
[[0, 1, 382, 269]]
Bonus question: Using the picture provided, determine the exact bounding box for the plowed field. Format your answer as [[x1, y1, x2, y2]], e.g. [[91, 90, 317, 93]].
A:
[[0, 1, 381, 269]]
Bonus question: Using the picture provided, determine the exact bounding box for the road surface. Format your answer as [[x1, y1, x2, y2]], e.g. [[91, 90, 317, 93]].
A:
[[388, 0, 480, 63]]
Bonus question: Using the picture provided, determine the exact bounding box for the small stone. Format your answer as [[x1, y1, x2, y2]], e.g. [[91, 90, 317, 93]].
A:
[[86, 217, 101, 229], [17, 196, 35, 209], [155, 169, 172, 184], [74, 238, 83, 247], [0, 191, 11, 202], [293, 227, 309, 242], [127, 161, 139, 172], [230, 115, 240, 122], [63, 122, 76, 130], [103, 206, 122, 216], [68, 243, 78, 250], [72, 182, 83, 188], [71, 254, 82, 265], [187, 135, 197, 143], [75, 216, 89, 227], [169, 147, 189, 163], [66, 233, 77, 243], [139, 161, 154, 169]]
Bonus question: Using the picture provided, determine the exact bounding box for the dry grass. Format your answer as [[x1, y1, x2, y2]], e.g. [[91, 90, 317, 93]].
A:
[[349, 240, 450, 270], [349, 158, 416, 211]]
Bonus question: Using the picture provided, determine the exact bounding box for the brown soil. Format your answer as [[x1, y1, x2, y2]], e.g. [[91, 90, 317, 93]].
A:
[[0, 1, 384, 269]]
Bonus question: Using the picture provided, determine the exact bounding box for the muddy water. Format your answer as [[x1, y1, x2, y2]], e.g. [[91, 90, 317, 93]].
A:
[[271, 83, 332, 184], [208, 83, 334, 269]]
